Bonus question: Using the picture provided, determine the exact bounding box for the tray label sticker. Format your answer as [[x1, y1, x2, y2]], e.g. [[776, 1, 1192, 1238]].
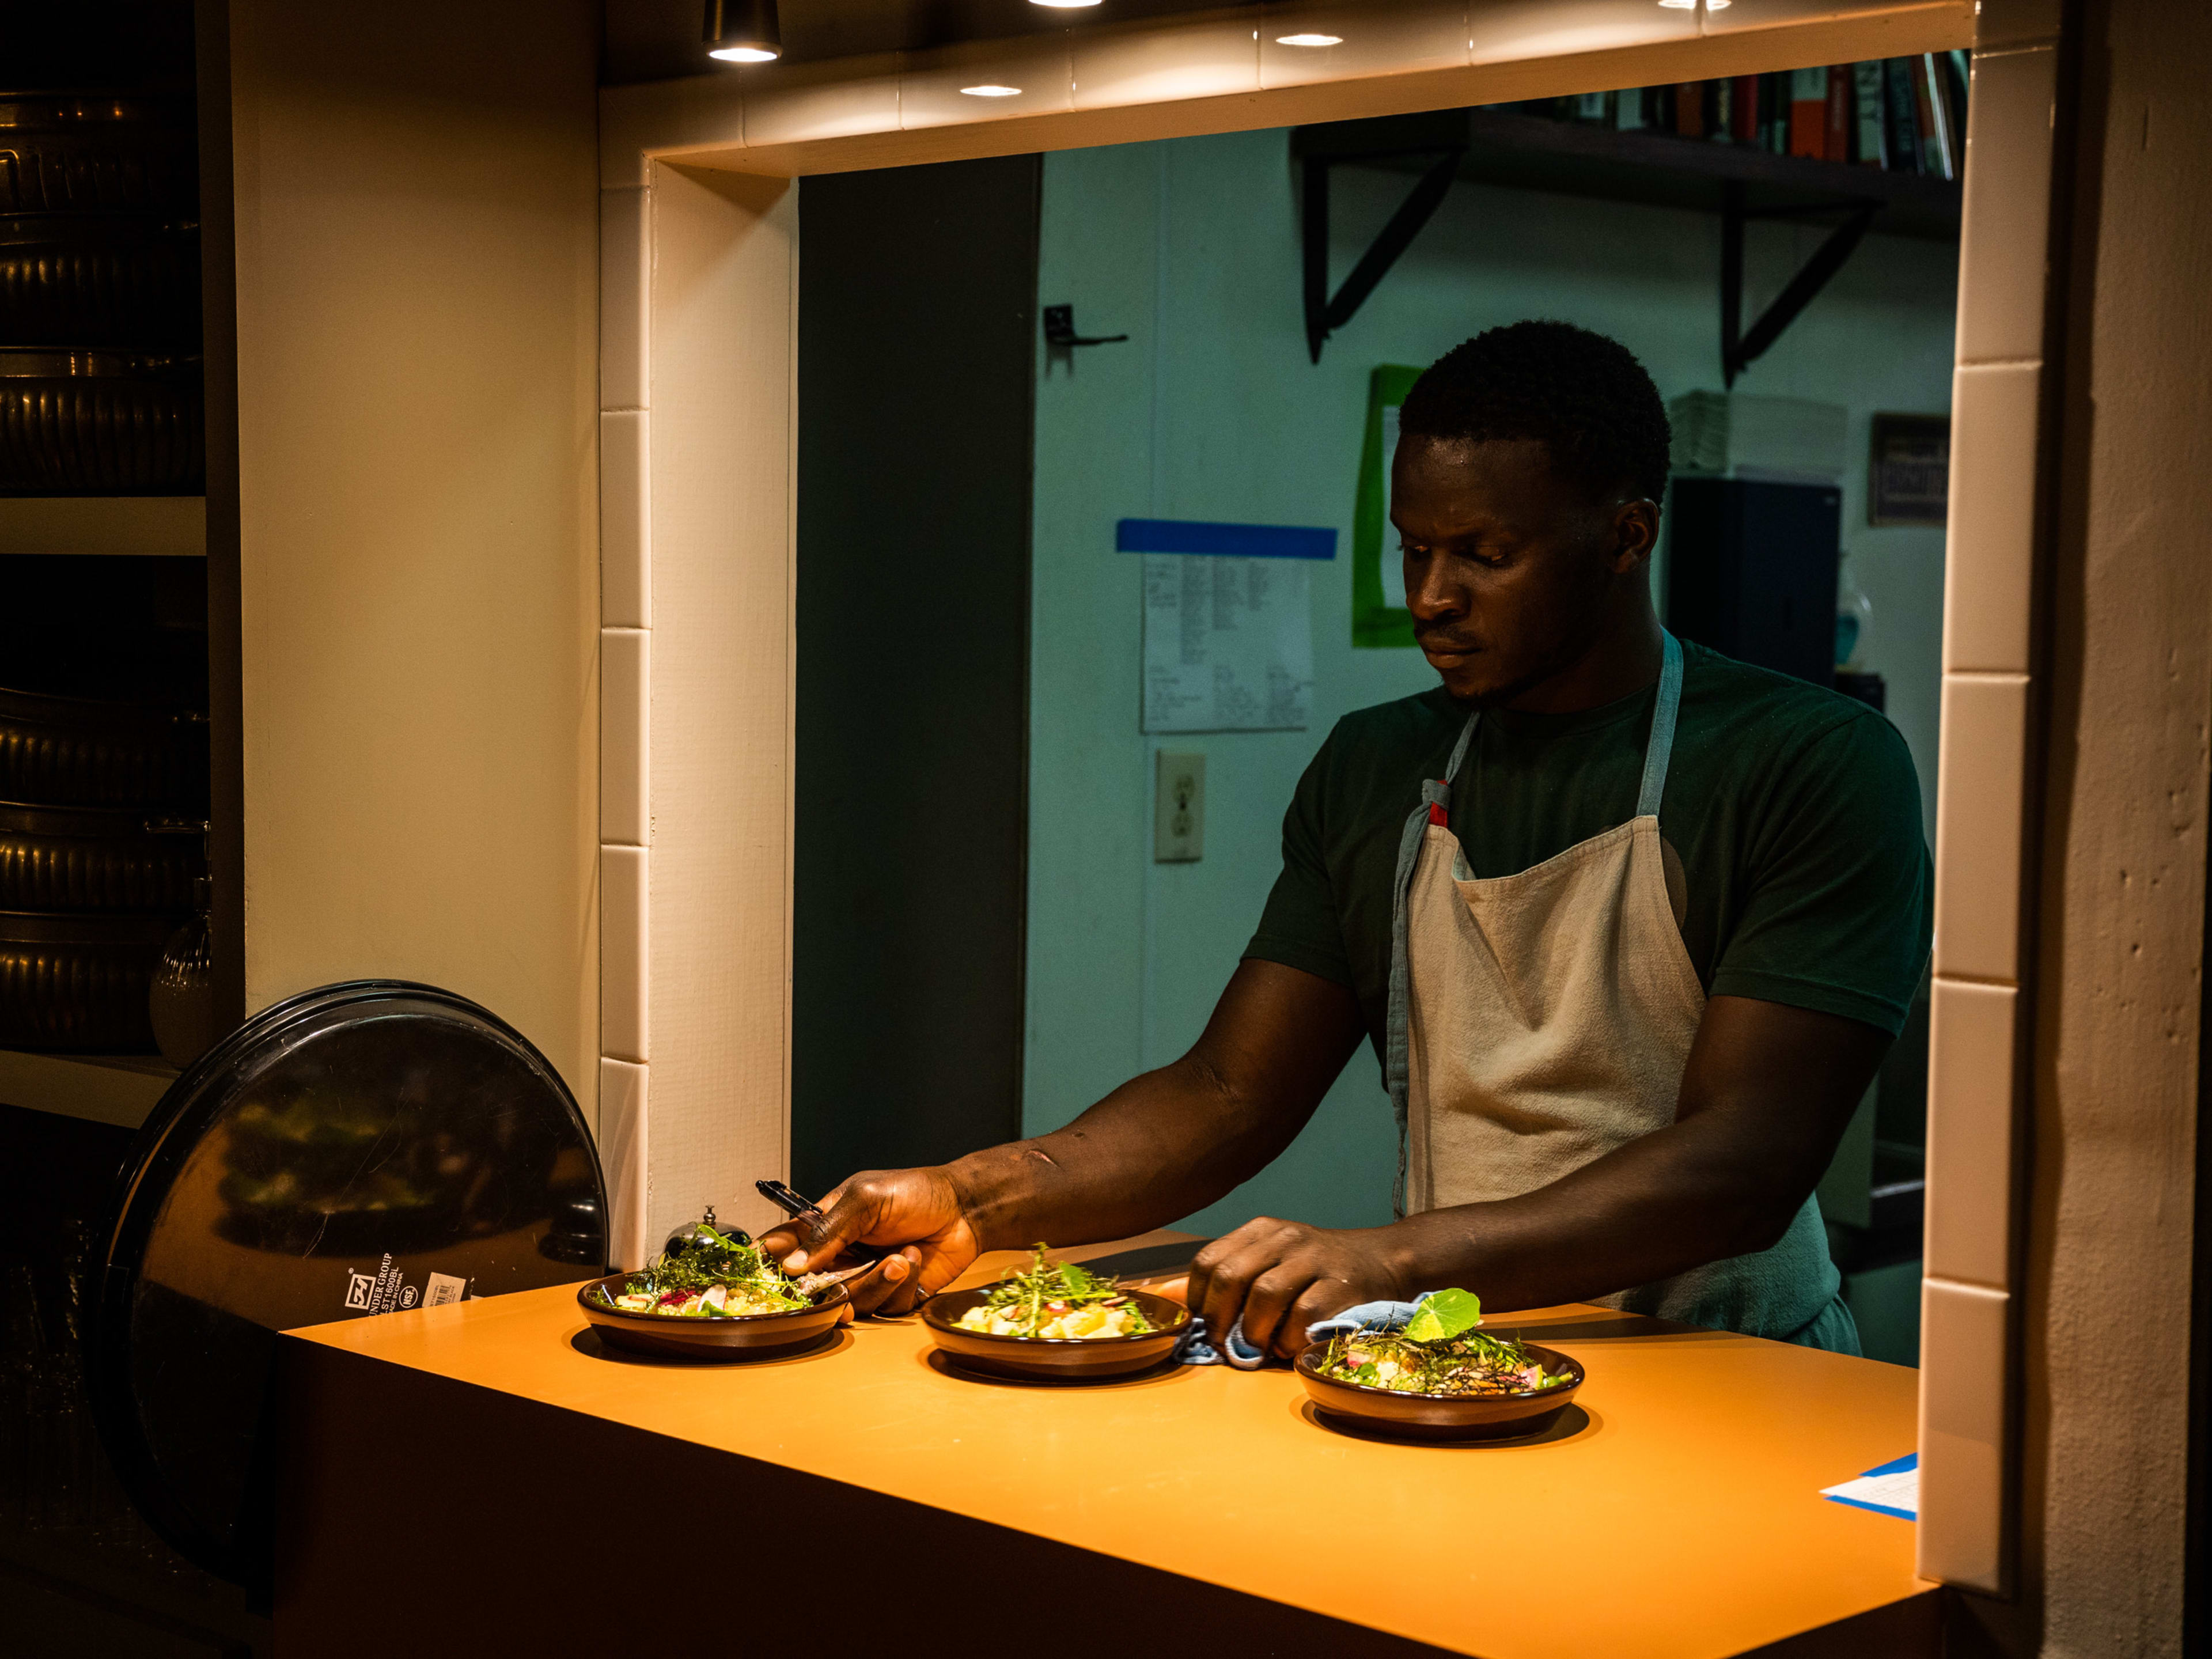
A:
[[338, 1254, 422, 1316], [337, 1259, 473, 1315]]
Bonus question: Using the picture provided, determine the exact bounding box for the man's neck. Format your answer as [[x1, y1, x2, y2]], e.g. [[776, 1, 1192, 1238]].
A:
[[1498, 592, 1666, 715]]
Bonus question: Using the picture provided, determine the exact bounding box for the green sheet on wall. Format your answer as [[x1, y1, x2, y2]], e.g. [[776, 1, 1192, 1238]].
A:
[[1352, 363, 1425, 648]]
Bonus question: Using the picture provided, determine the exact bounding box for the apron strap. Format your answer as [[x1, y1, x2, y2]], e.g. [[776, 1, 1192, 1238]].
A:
[[1386, 706, 1480, 1216], [1634, 631, 1684, 820]]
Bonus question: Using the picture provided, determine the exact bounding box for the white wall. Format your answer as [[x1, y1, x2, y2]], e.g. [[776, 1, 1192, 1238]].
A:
[[1027, 126, 1957, 1236], [229, 0, 601, 1114]]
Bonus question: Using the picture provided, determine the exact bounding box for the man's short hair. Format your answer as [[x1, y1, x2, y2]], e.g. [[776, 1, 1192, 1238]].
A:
[[1397, 320, 1671, 505]]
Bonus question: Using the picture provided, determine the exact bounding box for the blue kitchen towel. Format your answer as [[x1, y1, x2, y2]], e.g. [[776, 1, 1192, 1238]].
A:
[[1180, 1291, 1449, 1368], [1179, 1313, 1269, 1369], [1305, 1291, 1440, 1342]]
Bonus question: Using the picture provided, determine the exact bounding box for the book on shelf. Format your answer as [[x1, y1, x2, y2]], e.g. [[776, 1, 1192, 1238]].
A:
[[1713, 78, 1737, 142], [1912, 55, 1951, 178], [1505, 60, 1969, 184], [1884, 56, 1923, 173], [1675, 79, 1705, 139], [1789, 66, 1827, 157], [1852, 60, 1888, 168], [1935, 51, 1969, 176]]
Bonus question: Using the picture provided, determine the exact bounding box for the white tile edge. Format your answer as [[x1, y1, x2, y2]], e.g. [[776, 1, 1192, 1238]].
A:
[[1916, 1277, 2011, 1594], [598, 1057, 650, 1271]]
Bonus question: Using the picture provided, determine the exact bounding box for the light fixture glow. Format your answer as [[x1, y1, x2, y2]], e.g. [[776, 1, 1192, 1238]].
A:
[[1029, 0, 1104, 7], [1276, 32, 1344, 47], [1657, 0, 1728, 8], [961, 84, 1024, 97], [703, 0, 781, 65]]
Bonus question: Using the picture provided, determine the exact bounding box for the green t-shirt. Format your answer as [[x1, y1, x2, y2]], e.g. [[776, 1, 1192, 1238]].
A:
[[1245, 640, 1933, 1066]]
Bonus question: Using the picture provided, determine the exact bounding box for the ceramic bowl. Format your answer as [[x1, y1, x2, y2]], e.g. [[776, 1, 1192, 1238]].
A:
[[577, 1273, 850, 1361], [922, 1284, 1190, 1381], [1294, 1340, 1584, 1441]]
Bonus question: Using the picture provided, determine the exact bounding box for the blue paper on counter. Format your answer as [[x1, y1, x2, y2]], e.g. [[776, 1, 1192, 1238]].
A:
[[1820, 1452, 1918, 1520]]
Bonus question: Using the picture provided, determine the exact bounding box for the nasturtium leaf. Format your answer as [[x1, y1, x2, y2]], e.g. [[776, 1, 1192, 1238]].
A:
[[1060, 1262, 1095, 1294], [1403, 1287, 1484, 1343]]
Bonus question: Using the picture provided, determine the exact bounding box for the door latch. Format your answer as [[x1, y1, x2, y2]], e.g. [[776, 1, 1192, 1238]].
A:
[[1043, 304, 1128, 347]]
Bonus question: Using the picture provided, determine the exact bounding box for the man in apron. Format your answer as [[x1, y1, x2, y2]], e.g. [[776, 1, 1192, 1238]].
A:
[[766, 321, 1931, 1357]]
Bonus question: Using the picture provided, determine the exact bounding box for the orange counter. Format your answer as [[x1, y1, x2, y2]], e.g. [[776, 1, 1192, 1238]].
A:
[[275, 1239, 1934, 1658]]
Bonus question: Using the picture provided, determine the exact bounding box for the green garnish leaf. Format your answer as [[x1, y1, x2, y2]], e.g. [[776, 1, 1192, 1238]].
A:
[[1403, 1287, 1484, 1343]]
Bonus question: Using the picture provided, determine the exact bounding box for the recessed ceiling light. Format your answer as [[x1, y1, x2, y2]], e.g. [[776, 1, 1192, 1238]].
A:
[[1277, 33, 1344, 47], [961, 85, 1024, 97], [1029, 0, 1103, 7]]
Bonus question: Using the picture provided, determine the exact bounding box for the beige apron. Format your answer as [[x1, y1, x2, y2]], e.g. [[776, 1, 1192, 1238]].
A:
[[1384, 634, 1848, 1346]]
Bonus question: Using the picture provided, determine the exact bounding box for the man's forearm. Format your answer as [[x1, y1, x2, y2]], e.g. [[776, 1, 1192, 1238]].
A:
[[938, 959, 1369, 1253], [944, 1055, 1306, 1252], [1380, 1107, 1820, 1311]]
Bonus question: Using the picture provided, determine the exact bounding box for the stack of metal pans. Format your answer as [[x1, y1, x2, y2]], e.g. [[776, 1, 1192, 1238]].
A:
[[0, 687, 204, 1050], [0, 91, 202, 493], [0, 85, 208, 1048]]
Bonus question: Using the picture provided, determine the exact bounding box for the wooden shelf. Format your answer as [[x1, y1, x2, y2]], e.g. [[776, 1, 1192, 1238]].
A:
[[0, 1047, 176, 1130], [1297, 107, 1963, 242], [0, 495, 207, 558]]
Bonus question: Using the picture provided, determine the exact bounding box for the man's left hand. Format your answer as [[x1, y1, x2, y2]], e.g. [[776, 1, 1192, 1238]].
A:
[[1185, 1218, 1409, 1358]]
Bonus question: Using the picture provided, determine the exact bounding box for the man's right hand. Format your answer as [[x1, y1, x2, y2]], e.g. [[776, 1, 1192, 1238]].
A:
[[759, 1166, 982, 1316]]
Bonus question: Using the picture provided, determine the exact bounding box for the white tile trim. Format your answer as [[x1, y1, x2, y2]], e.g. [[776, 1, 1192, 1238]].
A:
[[600, 628, 650, 847], [1933, 672, 2030, 984], [600, 185, 650, 412], [600, 843, 648, 1063], [598, 1056, 650, 1270], [1918, 1278, 2012, 1593], [1942, 363, 2041, 677], [601, 410, 652, 629], [1924, 978, 2018, 1291], [1956, 44, 2057, 366]]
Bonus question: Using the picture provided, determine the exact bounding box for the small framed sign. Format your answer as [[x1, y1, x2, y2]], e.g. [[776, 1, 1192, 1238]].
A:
[[1868, 413, 1950, 527]]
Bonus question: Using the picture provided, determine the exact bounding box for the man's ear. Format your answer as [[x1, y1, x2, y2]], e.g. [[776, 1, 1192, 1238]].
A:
[[1610, 498, 1660, 572]]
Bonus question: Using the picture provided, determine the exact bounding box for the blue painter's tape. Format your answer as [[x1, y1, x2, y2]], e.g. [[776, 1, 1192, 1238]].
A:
[[1115, 518, 1338, 560]]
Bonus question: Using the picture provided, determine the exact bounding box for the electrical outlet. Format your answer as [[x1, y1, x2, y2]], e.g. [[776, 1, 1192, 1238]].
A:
[[1154, 751, 1204, 863]]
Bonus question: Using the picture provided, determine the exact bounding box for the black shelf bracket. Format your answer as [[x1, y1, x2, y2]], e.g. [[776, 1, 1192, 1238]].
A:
[[1719, 181, 1880, 387], [1302, 145, 1464, 364]]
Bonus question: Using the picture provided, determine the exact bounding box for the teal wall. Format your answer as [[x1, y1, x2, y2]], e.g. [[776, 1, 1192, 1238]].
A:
[[1025, 128, 1958, 1238]]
